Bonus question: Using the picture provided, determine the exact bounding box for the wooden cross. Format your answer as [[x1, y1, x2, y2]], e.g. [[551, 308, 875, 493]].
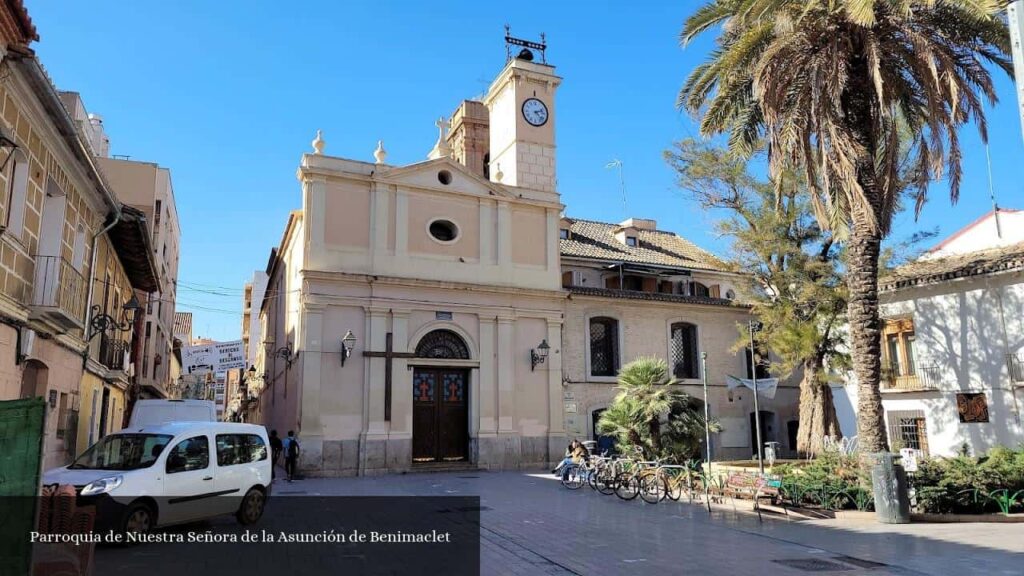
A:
[[363, 332, 414, 421]]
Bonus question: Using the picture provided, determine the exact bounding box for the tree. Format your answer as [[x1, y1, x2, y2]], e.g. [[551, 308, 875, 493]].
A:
[[597, 357, 718, 460], [679, 0, 1011, 452], [667, 138, 847, 457]]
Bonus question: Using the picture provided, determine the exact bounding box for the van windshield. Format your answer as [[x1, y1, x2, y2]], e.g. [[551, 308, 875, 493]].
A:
[[69, 434, 173, 471]]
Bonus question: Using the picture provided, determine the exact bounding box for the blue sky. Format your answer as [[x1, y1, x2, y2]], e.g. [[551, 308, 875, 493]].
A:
[[30, 1, 1024, 341]]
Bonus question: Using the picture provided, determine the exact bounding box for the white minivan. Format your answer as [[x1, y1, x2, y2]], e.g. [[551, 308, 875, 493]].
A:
[[43, 422, 271, 535], [128, 399, 217, 427]]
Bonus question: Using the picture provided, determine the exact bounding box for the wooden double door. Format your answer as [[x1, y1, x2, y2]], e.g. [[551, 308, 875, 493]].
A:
[[412, 368, 469, 463]]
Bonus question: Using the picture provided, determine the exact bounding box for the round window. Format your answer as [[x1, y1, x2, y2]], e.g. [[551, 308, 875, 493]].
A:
[[725, 289, 736, 300], [428, 219, 459, 242], [437, 170, 453, 185]]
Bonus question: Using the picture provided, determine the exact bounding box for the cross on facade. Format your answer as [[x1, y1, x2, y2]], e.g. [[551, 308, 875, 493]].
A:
[[362, 332, 414, 421]]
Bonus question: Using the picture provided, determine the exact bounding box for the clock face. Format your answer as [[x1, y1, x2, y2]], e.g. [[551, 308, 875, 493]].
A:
[[522, 98, 549, 126]]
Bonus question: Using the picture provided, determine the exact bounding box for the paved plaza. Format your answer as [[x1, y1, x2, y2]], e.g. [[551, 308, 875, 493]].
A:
[[96, 470, 1024, 576]]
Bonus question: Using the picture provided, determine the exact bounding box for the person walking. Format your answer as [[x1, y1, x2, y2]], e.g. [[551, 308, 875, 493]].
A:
[[283, 430, 300, 482], [269, 430, 283, 479]]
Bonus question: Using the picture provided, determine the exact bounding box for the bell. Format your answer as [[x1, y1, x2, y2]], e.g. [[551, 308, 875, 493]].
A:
[[516, 48, 534, 61]]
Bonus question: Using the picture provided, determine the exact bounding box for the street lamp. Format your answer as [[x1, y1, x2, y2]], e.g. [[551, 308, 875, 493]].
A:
[[340, 330, 357, 366], [530, 339, 550, 371], [87, 295, 142, 341], [749, 319, 765, 474]]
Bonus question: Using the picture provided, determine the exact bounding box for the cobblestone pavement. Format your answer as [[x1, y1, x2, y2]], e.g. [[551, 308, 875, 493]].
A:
[[284, 470, 1024, 576], [95, 470, 1024, 576]]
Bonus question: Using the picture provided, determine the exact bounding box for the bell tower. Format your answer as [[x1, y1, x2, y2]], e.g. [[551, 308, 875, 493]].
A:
[[483, 29, 561, 193]]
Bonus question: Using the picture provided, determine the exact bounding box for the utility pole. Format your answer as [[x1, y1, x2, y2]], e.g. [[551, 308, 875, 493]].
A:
[[701, 352, 712, 464], [749, 320, 764, 475]]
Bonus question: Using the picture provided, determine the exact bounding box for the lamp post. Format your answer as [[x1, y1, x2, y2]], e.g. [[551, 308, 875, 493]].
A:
[[530, 339, 550, 371], [87, 295, 142, 341], [749, 320, 764, 475], [340, 330, 357, 366], [701, 351, 712, 464]]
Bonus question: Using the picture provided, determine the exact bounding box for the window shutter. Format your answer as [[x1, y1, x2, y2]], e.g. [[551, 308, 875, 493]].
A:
[[642, 277, 657, 292], [562, 271, 573, 288], [709, 284, 721, 298], [605, 276, 619, 289]]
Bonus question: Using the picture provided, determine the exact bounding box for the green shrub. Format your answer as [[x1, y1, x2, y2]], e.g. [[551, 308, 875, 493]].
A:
[[911, 446, 1024, 514], [777, 450, 873, 511]]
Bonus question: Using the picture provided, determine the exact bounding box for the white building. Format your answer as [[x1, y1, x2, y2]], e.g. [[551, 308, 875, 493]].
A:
[[839, 209, 1024, 457]]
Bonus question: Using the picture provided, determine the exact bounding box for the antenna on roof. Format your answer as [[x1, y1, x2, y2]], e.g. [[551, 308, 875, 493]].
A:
[[984, 143, 1002, 239], [605, 159, 627, 218]]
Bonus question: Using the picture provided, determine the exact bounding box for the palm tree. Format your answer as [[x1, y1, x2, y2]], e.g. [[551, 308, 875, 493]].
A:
[[597, 357, 716, 459], [679, 0, 1011, 452]]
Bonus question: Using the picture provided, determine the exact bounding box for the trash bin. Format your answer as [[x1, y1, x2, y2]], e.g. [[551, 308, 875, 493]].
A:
[[869, 452, 911, 524]]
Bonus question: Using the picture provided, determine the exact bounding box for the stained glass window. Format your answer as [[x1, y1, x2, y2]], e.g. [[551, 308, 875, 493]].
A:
[[442, 373, 465, 403], [413, 372, 436, 402], [589, 317, 619, 377], [415, 329, 470, 359]]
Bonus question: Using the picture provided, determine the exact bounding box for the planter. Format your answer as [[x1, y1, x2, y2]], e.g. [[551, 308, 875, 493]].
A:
[[910, 512, 1024, 523]]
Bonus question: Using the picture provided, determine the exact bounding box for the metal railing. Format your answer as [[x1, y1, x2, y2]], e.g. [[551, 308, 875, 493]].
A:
[[99, 338, 128, 371], [31, 255, 86, 323], [1006, 354, 1024, 383], [882, 363, 941, 391]]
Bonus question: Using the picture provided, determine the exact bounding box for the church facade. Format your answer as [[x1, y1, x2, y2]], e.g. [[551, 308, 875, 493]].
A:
[[251, 45, 800, 476]]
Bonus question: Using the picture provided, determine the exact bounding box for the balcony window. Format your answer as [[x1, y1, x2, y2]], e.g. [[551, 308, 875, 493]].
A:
[[5, 150, 28, 238]]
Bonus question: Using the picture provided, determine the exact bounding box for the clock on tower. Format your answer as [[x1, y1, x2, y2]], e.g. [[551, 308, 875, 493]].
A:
[[483, 30, 561, 193]]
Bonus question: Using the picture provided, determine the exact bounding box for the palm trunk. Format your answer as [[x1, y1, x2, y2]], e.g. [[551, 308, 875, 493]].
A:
[[796, 354, 842, 457], [847, 214, 888, 453], [649, 418, 662, 455], [843, 53, 889, 455]]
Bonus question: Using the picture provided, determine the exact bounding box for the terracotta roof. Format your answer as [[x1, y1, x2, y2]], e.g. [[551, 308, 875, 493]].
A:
[[560, 218, 730, 272], [881, 241, 1024, 292], [567, 286, 745, 308]]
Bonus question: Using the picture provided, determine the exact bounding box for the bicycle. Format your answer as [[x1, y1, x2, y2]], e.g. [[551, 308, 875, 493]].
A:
[[615, 458, 661, 501]]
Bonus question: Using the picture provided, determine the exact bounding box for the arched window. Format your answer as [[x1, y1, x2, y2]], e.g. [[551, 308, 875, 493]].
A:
[[415, 329, 470, 359], [6, 150, 29, 238], [589, 317, 619, 377], [670, 322, 699, 379], [688, 282, 710, 298]]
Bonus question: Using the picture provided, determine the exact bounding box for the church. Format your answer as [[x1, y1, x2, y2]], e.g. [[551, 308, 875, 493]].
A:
[[250, 35, 800, 476]]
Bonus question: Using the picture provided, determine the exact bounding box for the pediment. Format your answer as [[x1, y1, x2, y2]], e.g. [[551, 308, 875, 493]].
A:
[[377, 158, 516, 200]]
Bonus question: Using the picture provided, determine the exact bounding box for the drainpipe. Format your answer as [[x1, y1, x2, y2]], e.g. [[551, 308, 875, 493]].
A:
[[81, 210, 122, 365]]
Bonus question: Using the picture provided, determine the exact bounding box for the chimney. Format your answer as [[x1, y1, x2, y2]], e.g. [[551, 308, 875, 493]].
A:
[[446, 100, 490, 178]]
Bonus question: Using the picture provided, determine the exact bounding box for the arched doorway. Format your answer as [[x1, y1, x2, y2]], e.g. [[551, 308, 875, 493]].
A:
[[412, 329, 470, 463], [20, 359, 48, 399]]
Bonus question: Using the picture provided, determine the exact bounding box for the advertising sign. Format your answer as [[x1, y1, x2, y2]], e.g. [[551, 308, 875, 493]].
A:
[[182, 340, 246, 374]]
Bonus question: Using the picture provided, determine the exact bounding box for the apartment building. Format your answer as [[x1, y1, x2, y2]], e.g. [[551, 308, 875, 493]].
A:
[[95, 155, 180, 398]]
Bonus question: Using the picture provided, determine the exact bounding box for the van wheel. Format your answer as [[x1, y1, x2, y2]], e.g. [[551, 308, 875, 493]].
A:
[[121, 502, 155, 538], [236, 488, 265, 525]]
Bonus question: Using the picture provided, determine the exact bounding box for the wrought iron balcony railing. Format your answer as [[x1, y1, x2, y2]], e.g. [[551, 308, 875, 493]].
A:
[[31, 255, 86, 329], [99, 338, 128, 372], [881, 363, 941, 391]]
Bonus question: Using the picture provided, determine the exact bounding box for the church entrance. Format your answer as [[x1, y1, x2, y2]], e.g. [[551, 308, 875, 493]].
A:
[[410, 329, 472, 464], [412, 368, 468, 462]]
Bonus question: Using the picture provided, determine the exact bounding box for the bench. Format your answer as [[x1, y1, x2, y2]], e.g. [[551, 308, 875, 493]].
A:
[[723, 472, 782, 505]]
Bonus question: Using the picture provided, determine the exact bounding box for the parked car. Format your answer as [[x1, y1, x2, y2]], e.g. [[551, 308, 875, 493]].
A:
[[128, 399, 217, 427], [42, 422, 271, 535]]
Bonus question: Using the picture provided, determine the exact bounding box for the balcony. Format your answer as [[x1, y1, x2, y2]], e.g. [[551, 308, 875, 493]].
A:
[[30, 255, 86, 330], [99, 337, 129, 372], [882, 364, 941, 392]]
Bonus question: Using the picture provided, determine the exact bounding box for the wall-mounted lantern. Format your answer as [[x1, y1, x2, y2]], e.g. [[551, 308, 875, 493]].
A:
[[340, 330, 357, 366], [530, 339, 550, 371]]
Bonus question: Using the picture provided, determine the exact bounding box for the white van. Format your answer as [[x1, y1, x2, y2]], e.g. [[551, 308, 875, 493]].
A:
[[129, 399, 217, 427], [43, 422, 271, 535]]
